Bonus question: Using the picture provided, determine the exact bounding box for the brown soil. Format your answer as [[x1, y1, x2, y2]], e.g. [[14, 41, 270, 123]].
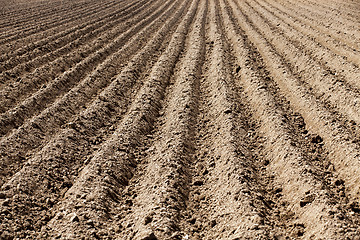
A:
[[1, 0, 360, 239]]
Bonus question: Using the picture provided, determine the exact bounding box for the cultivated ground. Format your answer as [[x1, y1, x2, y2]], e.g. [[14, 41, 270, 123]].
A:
[[0, 0, 360, 239]]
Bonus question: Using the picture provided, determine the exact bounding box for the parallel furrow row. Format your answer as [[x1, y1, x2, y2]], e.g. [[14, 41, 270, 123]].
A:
[[0, 0, 121, 56], [0, 0, 142, 69], [0, 0, 102, 33], [116, 1, 206, 239], [0, 0, 359, 239], [0, 0, 155, 114], [0, 0, 85, 25], [0, 0, 124, 59], [0, 0, 170, 137], [0, 0, 106, 31], [0, 0, 178, 187], [179, 0, 273, 238], [299, 0, 360, 21], [0, 0, 191, 237], [261, 0, 360, 67], [227, 0, 360, 197], [0, 0, 63, 20], [40, 0, 197, 238], [252, 0, 360, 87], [221, 0, 360, 238], [242, 0, 360, 135], [223, 0, 360, 237], [0, 0, 118, 44], [276, 0, 360, 38]]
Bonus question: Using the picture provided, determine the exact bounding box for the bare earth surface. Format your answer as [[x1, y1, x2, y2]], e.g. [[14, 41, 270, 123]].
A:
[[0, 0, 360, 239]]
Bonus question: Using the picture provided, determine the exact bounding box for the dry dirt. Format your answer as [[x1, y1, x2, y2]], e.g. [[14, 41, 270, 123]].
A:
[[0, 0, 360, 239]]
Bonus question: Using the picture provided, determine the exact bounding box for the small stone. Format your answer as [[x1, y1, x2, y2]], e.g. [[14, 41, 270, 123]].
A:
[[139, 232, 157, 240], [114, 224, 122, 233], [125, 199, 133, 206], [193, 180, 204, 186], [327, 164, 335, 172], [335, 179, 345, 186], [55, 211, 64, 220], [250, 224, 259, 230], [69, 213, 79, 222], [0, 192, 6, 199], [67, 122, 77, 129], [104, 176, 112, 183], [300, 194, 315, 207], [252, 214, 263, 225], [86, 219, 94, 227], [46, 198, 54, 206], [311, 135, 323, 144], [224, 109, 232, 114], [210, 220, 216, 227], [144, 215, 153, 225], [349, 202, 360, 213], [297, 230, 304, 236], [2, 198, 10, 206]]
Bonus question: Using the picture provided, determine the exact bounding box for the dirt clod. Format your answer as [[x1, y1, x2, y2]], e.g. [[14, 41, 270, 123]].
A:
[[141, 233, 158, 240], [300, 194, 315, 207], [193, 180, 204, 186], [311, 135, 323, 144]]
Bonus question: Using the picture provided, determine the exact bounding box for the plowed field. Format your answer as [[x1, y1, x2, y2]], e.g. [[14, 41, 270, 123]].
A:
[[1, 0, 360, 239]]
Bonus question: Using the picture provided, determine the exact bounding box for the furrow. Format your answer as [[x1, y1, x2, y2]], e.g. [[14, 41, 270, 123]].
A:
[[0, 0, 83, 16], [0, 0, 144, 71], [0, 0, 103, 35], [0, 0, 172, 137], [115, 1, 206, 239], [179, 0, 276, 238], [0, 1, 86, 30], [263, 0, 360, 67], [0, 0, 112, 32], [222, 0, 360, 238], [0, 0, 62, 17], [0, 0, 101, 29], [0, 0, 179, 186], [36, 0, 198, 238], [0, 0, 64, 22], [241, 1, 360, 132], [275, 0, 360, 38], [0, 1, 104, 42], [222, 22, 360, 200], [0, 0, 120, 55], [298, 1, 358, 22], [0, 0, 121, 57], [0, 0, 189, 237], [1, 0, 359, 238], [0, 0, 118, 44], [252, 0, 360, 89], [0, 0, 156, 113], [314, 0, 359, 9]]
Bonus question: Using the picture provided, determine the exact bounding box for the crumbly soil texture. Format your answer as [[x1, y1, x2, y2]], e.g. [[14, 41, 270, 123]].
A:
[[1, 0, 360, 239]]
